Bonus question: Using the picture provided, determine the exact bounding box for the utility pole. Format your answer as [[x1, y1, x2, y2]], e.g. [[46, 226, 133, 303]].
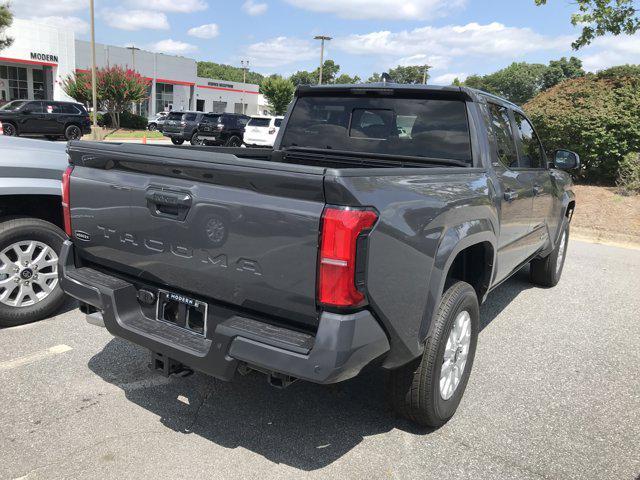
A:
[[314, 35, 332, 84], [89, 0, 98, 140], [126, 46, 141, 114], [422, 66, 428, 84], [241, 60, 249, 84]]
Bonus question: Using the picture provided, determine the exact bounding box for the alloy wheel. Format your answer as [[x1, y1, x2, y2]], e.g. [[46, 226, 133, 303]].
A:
[[440, 310, 472, 400]]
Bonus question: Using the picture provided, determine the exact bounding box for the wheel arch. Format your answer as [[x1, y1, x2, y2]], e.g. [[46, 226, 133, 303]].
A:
[[0, 194, 64, 231], [418, 220, 496, 343]]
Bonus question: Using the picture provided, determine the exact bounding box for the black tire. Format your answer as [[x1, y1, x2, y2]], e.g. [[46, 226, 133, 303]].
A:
[[224, 135, 242, 147], [2, 122, 17, 136], [64, 124, 82, 141], [388, 281, 479, 427], [171, 137, 185, 145], [190, 133, 203, 146], [148, 123, 157, 131], [530, 222, 569, 287], [0, 218, 67, 327]]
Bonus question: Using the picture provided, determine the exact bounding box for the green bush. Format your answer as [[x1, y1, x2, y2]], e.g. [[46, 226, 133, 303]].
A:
[[525, 70, 640, 184], [617, 152, 640, 195]]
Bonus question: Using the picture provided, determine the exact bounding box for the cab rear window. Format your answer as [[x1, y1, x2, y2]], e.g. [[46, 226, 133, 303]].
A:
[[280, 95, 472, 163]]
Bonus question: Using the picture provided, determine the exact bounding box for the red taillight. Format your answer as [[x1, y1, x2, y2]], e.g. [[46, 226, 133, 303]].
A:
[[61, 165, 73, 236], [318, 207, 378, 307], [268, 127, 276, 135]]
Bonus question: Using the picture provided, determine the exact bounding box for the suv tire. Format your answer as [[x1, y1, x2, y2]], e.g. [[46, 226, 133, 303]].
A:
[[190, 133, 204, 146], [388, 280, 479, 427], [2, 122, 17, 136], [530, 222, 569, 287], [0, 218, 67, 327], [64, 124, 82, 141], [171, 137, 185, 145], [148, 123, 157, 131], [224, 135, 242, 147]]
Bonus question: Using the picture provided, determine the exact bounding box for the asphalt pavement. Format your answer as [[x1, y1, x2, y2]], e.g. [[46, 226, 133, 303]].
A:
[[1, 240, 638, 480]]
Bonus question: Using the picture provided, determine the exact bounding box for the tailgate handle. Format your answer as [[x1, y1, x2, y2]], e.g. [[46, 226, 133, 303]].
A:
[[146, 190, 192, 221]]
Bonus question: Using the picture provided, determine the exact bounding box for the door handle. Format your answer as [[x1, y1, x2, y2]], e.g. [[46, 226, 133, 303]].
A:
[[533, 184, 544, 196], [503, 190, 518, 202], [145, 189, 192, 220]]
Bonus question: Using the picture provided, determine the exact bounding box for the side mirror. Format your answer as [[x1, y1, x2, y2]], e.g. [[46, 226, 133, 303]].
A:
[[553, 149, 580, 171]]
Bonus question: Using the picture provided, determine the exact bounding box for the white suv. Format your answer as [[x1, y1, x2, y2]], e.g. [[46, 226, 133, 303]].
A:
[[243, 116, 284, 148]]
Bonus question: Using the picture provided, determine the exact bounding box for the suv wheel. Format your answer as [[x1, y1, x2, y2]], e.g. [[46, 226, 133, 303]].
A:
[[2, 123, 17, 136], [530, 222, 569, 287], [65, 124, 82, 141], [148, 123, 157, 131], [190, 133, 204, 146], [171, 137, 185, 145], [387, 281, 479, 427], [0, 218, 67, 327], [225, 135, 242, 147]]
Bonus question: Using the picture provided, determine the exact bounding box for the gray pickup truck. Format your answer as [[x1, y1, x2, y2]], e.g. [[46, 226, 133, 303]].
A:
[[59, 84, 578, 427], [0, 136, 69, 327]]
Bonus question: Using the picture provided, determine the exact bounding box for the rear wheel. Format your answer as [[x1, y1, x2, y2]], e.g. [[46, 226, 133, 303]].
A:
[[64, 124, 82, 141], [190, 133, 204, 146], [0, 218, 67, 327], [388, 281, 479, 427], [530, 222, 569, 287], [171, 137, 185, 145], [224, 135, 242, 147], [2, 123, 17, 136], [148, 123, 157, 131]]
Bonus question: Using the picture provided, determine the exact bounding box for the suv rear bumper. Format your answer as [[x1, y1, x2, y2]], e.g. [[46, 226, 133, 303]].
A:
[[59, 241, 389, 384]]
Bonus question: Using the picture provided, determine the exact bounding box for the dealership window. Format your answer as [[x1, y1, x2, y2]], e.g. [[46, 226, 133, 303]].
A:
[[5, 67, 28, 100], [234, 102, 248, 114], [33, 69, 45, 100], [155, 82, 173, 113]]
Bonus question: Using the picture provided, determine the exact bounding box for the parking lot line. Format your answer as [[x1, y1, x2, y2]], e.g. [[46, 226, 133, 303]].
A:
[[0, 344, 73, 371]]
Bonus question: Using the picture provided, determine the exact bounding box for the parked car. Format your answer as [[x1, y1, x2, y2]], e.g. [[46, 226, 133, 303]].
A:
[[161, 111, 207, 145], [147, 111, 168, 132], [0, 100, 91, 141], [0, 136, 70, 327], [59, 84, 578, 427], [243, 116, 284, 148], [192, 112, 251, 147]]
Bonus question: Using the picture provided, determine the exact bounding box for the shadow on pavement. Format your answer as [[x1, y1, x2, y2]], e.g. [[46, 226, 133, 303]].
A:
[[87, 269, 532, 470]]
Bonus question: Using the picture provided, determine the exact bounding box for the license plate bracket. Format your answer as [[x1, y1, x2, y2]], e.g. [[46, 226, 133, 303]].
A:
[[156, 290, 208, 336]]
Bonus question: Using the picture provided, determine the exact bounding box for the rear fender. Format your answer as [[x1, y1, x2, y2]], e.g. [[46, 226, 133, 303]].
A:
[[418, 219, 497, 342]]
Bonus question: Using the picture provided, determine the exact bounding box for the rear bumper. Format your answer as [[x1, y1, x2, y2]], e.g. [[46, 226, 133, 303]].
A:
[[244, 138, 274, 147], [59, 241, 389, 384]]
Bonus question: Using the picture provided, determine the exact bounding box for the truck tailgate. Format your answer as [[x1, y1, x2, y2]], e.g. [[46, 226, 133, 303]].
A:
[[67, 143, 326, 328]]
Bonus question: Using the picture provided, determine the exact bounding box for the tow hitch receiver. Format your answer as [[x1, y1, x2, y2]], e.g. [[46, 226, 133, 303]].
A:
[[150, 351, 193, 377]]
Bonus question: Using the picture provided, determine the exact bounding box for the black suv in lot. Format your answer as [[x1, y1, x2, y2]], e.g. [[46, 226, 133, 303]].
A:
[[162, 111, 205, 145], [0, 100, 91, 140], [192, 113, 250, 147]]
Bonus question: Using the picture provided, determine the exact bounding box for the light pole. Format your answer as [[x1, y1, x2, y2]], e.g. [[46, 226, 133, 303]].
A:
[[241, 60, 249, 84], [126, 46, 141, 114], [89, 0, 98, 139], [314, 35, 332, 84]]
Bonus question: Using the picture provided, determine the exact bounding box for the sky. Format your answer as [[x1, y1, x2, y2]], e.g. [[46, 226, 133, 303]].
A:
[[8, 0, 640, 83]]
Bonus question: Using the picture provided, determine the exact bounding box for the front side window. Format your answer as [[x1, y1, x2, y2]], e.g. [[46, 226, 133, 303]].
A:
[[24, 101, 43, 113], [514, 113, 545, 169], [487, 103, 518, 169], [280, 95, 472, 163], [184, 113, 197, 122]]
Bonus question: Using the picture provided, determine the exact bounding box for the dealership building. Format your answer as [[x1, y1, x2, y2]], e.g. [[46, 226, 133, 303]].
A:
[[1, 19, 265, 117]]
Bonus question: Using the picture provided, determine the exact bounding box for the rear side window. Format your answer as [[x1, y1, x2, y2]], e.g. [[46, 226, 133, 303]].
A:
[[201, 114, 220, 124], [166, 112, 183, 121], [248, 117, 271, 127], [43, 102, 62, 114], [62, 104, 81, 114], [513, 113, 545, 169], [184, 113, 197, 122], [487, 104, 518, 168], [280, 95, 472, 163]]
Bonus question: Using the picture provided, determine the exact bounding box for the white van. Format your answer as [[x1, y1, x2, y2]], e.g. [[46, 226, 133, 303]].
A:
[[243, 116, 284, 148]]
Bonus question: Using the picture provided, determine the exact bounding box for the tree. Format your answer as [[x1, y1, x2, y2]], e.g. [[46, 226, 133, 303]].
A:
[[334, 73, 361, 84], [463, 62, 548, 104], [535, 0, 640, 48], [525, 69, 640, 183], [0, 3, 13, 51], [261, 75, 294, 115], [541, 57, 585, 90], [290, 70, 316, 86], [63, 66, 149, 128], [62, 72, 92, 105], [367, 73, 382, 83], [386, 65, 431, 84], [197, 61, 264, 86], [314, 60, 341, 84]]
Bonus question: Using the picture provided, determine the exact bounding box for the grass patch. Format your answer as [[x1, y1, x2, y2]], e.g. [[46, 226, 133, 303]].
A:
[[105, 129, 165, 139]]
